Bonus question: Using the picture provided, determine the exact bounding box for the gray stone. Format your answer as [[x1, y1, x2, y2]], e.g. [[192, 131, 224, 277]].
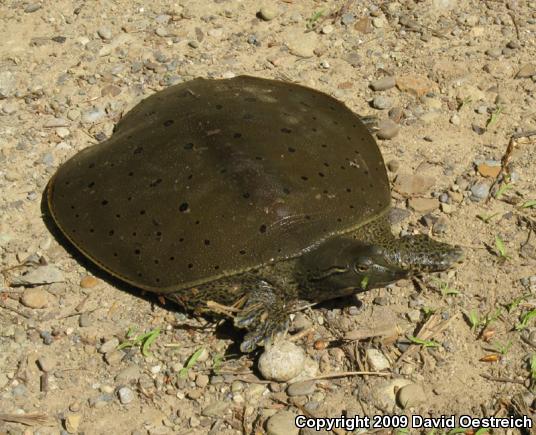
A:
[[370, 76, 396, 91], [118, 387, 135, 404], [376, 119, 399, 140], [287, 380, 316, 396], [20, 288, 49, 308], [258, 340, 305, 382], [394, 173, 435, 195], [201, 401, 229, 417], [24, 3, 42, 13], [341, 13, 356, 25], [470, 182, 490, 201], [397, 383, 427, 408], [81, 107, 106, 124], [97, 27, 113, 40], [486, 48, 502, 58], [99, 337, 119, 354], [115, 366, 141, 383], [285, 29, 318, 58], [266, 411, 299, 435], [366, 349, 391, 371], [12, 265, 64, 286], [37, 356, 55, 372], [259, 6, 279, 21], [0, 71, 16, 98], [372, 95, 393, 110]]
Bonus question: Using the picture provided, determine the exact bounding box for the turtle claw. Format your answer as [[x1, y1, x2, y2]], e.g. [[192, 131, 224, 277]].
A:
[[233, 280, 292, 352]]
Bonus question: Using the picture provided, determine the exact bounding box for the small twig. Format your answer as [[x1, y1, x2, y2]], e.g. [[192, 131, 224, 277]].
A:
[[508, 12, 520, 40], [300, 370, 391, 382], [0, 301, 32, 319], [480, 373, 526, 386], [0, 413, 52, 426]]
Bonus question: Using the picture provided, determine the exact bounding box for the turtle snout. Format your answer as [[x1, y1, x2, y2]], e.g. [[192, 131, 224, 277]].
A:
[[429, 244, 464, 272]]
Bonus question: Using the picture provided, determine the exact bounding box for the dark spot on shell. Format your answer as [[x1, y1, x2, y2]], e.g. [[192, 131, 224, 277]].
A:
[[108, 230, 114, 236], [150, 178, 162, 187], [281, 127, 292, 134], [283, 188, 290, 194], [318, 172, 325, 177], [239, 250, 246, 255], [288, 146, 296, 153], [321, 144, 327, 148], [242, 192, 250, 199], [301, 176, 308, 181], [88, 163, 95, 168], [216, 104, 223, 110], [89, 228, 94, 233], [188, 263, 193, 268], [233, 133, 242, 138], [128, 172, 134, 176], [163, 120, 174, 127], [139, 210, 146, 215], [179, 202, 189, 212], [259, 224, 267, 233], [204, 239, 210, 246], [133, 147, 143, 154], [184, 143, 194, 150], [88, 182, 95, 188], [169, 256, 175, 261], [134, 249, 140, 255], [101, 200, 108, 206]]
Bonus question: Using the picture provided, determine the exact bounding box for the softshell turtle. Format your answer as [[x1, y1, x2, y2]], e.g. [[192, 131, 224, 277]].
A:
[[47, 76, 463, 352]]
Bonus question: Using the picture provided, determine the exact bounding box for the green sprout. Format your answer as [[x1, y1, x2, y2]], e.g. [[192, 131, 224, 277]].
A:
[[494, 183, 512, 199], [178, 347, 206, 378], [306, 9, 325, 30], [492, 340, 512, 355], [117, 327, 161, 357], [530, 354, 536, 381], [360, 275, 369, 290], [495, 235, 510, 260], [505, 294, 529, 313], [434, 279, 461, 296], [486, 105, 503, 128], [212, 353, 224, 375], [407, 335, 440, 348], [457, 96, 472, 111], [464, 309, 481, 332], [516, 309, 536, 331], [477, 212, 499, 223], [521, 199, 536, 209]]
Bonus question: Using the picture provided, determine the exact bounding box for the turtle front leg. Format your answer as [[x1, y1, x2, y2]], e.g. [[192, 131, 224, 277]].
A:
[[164, 274, 297, 353], [234, 278, 296, 353]]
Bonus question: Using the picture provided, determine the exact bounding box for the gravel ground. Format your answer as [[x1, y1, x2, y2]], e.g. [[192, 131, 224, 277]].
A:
[[1, 0, 536, 434]]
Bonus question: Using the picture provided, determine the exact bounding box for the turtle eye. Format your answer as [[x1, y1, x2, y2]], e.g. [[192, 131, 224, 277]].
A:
[[355, 263, 369, 273]]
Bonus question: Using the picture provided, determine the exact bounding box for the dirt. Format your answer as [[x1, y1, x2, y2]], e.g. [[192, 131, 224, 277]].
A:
[[1, 0, 536, 434]]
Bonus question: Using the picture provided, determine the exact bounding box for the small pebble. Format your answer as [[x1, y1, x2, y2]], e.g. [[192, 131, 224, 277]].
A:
[[20, 288, 48, 309], [366, 349, 391, 371], [37, 356, 55, 372], [266, 411, 299, 435], [341, 13, 356, 25], [65, 414, 81, 434], [40, 330, 53, 345], [118, 387, 135, 404], [155, 27, 168, 37], [24, 3, 42, 13], [115, 366, 141, 383], [470, 182, 490, 201], [79, 313, 91, 327], [258, 340, 306, 382], [201, 401, 229, 417], [486, 48, 502, 58], [450, 113, 461, 125], [397, 383, 427, 409], [80, 275, 99, 288], [370, 76, 396, 91], [372, 95, 393, 110], [321, 24, 334, 34], [99, 337, 119, 354], [97, 27, 113, 40], [376, 119, 399, 140], [259, 6, 279, 21], [81, 107, 105, 124], [287, 380, 316, 396]]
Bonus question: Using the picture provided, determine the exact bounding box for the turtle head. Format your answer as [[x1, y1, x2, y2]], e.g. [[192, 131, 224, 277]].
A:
[[298, 235, 463, 300]]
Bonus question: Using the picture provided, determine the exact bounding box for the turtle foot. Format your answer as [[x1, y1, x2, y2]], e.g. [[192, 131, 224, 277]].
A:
[[233, 280, 292, 352]]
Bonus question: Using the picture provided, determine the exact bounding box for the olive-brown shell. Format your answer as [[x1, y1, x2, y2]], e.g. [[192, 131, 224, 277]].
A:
[[47, 76, 390, 292]]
